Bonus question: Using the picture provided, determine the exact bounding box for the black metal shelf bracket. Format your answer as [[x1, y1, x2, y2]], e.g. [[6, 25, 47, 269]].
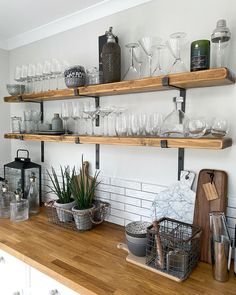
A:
[[162, 76, 187, 180], [40, 101, 44, 163]]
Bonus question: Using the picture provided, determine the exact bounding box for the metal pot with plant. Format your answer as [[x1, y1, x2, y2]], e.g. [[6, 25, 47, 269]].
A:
[[70, 159, 100, 231], [47, 166, 75, 222]]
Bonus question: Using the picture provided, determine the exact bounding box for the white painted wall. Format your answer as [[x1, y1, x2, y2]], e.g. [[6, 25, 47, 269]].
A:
[[0, 48, 11, 167], [6, 0, 236, 229]]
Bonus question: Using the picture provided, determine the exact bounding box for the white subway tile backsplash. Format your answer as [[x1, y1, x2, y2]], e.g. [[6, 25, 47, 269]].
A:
[[125, 204, 151, 218], [142, 200, 153, 209], [125, 196, 141, 207], [106, 215, 124, 226], [142, 183, 167, 194], [227, 207, 236, 218], [111, 193, 125, 203], [126, 188, 156, 201], [111, 208, 141, 221], [141, 216, 152, 222], [95, 190, 111, 200], [98, 183, 125, 195], [99, 176, 110, 185], [228, 196, 236, 208], [109, 200, 125, 211], [110, 178, 141, 190]]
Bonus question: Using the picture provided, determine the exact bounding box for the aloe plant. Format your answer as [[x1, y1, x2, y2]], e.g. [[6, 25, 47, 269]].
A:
[[47, 166, 74, 204], [70, 158, 100, 210]]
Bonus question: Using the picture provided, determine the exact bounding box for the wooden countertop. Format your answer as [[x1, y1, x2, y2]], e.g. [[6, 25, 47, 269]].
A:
[[0, 212, 235, 295]]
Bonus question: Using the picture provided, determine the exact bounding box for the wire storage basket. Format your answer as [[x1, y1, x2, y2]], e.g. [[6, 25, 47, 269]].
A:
[[45, 200, 111, 232], [146, 217, 201, 281]]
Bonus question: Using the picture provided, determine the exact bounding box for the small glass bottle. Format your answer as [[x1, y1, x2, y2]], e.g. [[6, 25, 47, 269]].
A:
[[0, 183, 12, 218], [211, 19, 231, 68], [191, 40, 210, 71], [161, 97, 188, 137], [10, 190, 29, 222], [27, 173, 39, 215]]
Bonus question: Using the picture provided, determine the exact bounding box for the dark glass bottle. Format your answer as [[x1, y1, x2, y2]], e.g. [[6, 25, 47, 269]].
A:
[[102, 27, 121, 83], [191, 40, 210, 71]]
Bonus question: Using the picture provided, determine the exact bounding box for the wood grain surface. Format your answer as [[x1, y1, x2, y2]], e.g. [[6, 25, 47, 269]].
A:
[[193, 169, 228, 263], [4, 68, 235, 102], [0, 211, 235, 295], [4, 134, 233, 150]]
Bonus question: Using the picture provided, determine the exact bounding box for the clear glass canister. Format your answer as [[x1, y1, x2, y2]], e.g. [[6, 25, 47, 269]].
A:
[[11, 116, 22, 133], [27, 173, 39, 214], [86, 67, 103, 85], [0, 184, 13, 218], [10, 191, 29, 222], [211, 19, 231, 68]]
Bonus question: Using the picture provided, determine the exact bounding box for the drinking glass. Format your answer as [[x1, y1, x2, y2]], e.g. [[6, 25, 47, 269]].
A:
[[35, 63, 43, 93], [139, 37, 162, 76], [11, 117, 22, 133], [43, 60, 52, 91], [130, 113, 140, 136], [72, 102, 81, 134], [51, 58, 62, 90], [123, 43, 140, 80], [211, 119, 228, 138], [27, 64, 36, 93], [139, 113, 147, 136], [98, 107, 114, 136], [133, 45, 143, 78], [152, 44, 166, 76], [14, 66, 22, 82], [83, 102, 98, 136], [188, 118, 206, 138], [21, 65, 28, 91], [115, 114, 128, 136], [167, 32, 187, 73], [61, 102, 71, 134], [32, 111, 42, 132]]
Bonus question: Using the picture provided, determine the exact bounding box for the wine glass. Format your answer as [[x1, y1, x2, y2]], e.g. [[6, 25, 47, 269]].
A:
[[61, 102, 71, 134], [123, 43, 140, 80], [139, 37, 162, 76], [27, 64, 36, 93], [51, 58, 62, 90], [98, 107, 114, 136], [152, 44, 166, 76], [139, 113, 147, 136], [35, 63, 43, 93], [21, 65, 28, 92], [42, 60, 51, 91], [133, 45, 143, 78], [130, 113, 140, 136], [71, 102, 81, 134], [83, 102, 98, 136], [167, 32, 188, 73], [211, 119, 228, 138], [188, 118, 206, 138], [14, 66, 22, 83]]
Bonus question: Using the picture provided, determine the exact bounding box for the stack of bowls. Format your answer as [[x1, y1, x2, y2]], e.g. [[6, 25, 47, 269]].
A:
[[125, 221, 151, 257]]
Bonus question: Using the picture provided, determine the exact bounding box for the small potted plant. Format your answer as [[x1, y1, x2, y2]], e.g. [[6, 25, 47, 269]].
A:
[[70, 159, 100, 231], [47, 166, 75, 222]]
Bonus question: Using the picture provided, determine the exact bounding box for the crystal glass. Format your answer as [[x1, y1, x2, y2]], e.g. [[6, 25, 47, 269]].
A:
[[86, 67, 102, 85], [98, 107, 114, 136], [145, 113, 162, 136], [129, 113, 140, 136], [27, 173, 39, 215], [51, 58, 62, 90], [188, 118, 206, 138], [14, 66, 22, 82], [161, 97, 188, 137], [71, 102, 82, 134], [61, 102, 71, 134], [211, 119, 228, 138], [139, 113, 147, 136], [27, 63, 36, 93], [152, 44, 166, 76], [123, 43, 140, 80], [139, 37, 162, 76], [32, 111, 42, 132], [35, 63, 43, 93], [167, 32, 188, 73], [43, 60, 52, 91], [11, 117, 22, 133], [115, 114, 127, 136], [21, 65, 28, 91], [133, 45, 143, 78], [10, 191, 29, 222], [83, 102, 98, 136]]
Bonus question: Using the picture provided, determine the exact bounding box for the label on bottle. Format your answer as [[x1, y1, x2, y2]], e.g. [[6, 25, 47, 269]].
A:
[[191, 55, 208, 70]]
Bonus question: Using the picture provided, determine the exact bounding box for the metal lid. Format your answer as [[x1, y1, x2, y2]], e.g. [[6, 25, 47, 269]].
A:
[[105, 27, 116, 42], [211, 19, 231, 43]]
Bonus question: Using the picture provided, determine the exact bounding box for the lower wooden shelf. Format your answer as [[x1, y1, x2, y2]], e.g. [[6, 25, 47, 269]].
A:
[[4, 133, 232, 150]]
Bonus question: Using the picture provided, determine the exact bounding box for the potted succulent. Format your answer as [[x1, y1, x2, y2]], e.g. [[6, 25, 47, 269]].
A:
[[70, 159, 100, 231], [47, 166, 75, 222]]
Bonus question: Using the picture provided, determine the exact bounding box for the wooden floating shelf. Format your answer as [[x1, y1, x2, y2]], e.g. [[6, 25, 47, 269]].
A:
[[4, 133, 232, 150], [4, 68, 235, 102]]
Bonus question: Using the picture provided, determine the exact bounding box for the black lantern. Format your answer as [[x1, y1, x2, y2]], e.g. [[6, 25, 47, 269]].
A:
[[4, 149, 41, 203]]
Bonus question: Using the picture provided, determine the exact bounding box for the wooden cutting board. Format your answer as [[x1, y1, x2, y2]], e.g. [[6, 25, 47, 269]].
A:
[[76, 161, 94, 188], [193, 169, 228, 264]]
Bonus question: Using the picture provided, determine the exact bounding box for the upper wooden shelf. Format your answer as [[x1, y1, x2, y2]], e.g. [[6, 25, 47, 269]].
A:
[[4, 68, 235, 103], [4, 133, 232, 150]]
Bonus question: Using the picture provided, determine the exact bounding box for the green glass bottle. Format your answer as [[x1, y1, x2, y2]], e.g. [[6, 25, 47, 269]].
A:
[[191, 40, 210, 71]]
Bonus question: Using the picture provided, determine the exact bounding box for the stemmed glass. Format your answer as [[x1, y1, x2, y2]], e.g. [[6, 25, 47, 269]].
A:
[[61, 102, 71, 134], [83, 102, 98, 136], [27, 64, 36, 93], [35, 63, 43, 93], [72, 102, 84, 135], [133, 46, 143, 78], [139, 37, 162, 76], [14, 66, 22, 83], [51, 59, 62, 90], [43, 60, 51, 91], [167, 32, 187, 73], [152, 44, 166, 76], [123, 43, 140, 80], [98, 107, 114, 136], [21, 65, 28, 91]]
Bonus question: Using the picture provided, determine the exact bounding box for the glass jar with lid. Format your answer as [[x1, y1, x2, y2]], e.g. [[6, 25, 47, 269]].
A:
[[0, 182, 13, 218], [10, 190, 29, 222]]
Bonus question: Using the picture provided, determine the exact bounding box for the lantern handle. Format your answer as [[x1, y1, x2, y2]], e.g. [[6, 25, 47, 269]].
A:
[[16, 149, 29, 159]]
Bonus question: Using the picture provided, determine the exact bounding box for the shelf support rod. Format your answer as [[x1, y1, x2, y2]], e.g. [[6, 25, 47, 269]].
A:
[[162, 76, 186, 180], [95, 96, 100, 169], [40, 101, 44, 163]]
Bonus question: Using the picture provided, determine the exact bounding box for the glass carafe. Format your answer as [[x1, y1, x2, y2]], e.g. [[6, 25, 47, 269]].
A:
[[27, 173, 39, 214], [10, 190, 29, 222], [209, 212, 231, 282], [161, 96, 188, 137], [0, 183, 13, 218]]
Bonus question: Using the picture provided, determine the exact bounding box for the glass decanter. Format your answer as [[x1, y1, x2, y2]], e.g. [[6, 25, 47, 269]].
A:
[[0, 182, 13, 218], [161, 96, 188, 137], [27, 173, 40, 215], [10, 190, 29, 222]]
